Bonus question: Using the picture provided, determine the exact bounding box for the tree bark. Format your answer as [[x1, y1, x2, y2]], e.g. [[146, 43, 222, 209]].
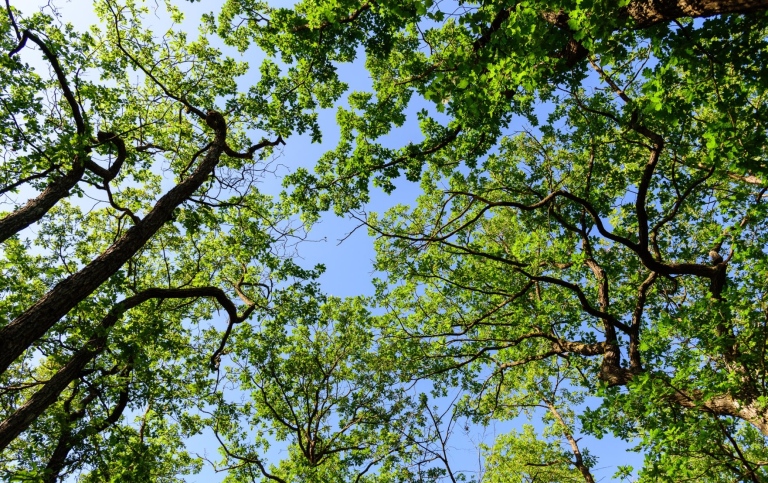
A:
[[626, 0, 768, 28], [0, 30, 89, 244], [0, 113, 226, 376], [41, 367, 130, 483], [669, 391, 768, 436], [0, 160, 86, 244]]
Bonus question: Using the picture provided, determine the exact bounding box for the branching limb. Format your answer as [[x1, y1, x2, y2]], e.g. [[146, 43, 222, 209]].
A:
[[0, 285, 247, 451], [212, 424, 288, 483], [518, 269, 631, 334], [42, 362, 132, 483], [0, 29, 92, 243], [223, 134, 285, 160], [100, 181, 140, 224], [10, 30, 85, 133], [542, 398, 596, 483], [105, 1, 206, 120], [86, 131, 128, 182], [0, 109, 231, 376]]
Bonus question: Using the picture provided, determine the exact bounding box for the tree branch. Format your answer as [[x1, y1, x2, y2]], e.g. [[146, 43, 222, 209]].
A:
[[0, 286, 247, 451]]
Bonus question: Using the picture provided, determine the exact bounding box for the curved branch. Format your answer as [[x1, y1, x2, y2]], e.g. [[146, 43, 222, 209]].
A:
[[448, 188, 720, 280], [0, 30, 92, 244], [212, 425, 288, 483], [223, 134, 285, 159], [11, 30, 85, 134], [86, 131, 128, 182], [0, 286, 244, 451], [0, 165, 62, 197]]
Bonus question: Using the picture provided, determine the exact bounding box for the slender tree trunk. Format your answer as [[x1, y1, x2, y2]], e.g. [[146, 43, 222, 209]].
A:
[[543, 398, 596, 483]]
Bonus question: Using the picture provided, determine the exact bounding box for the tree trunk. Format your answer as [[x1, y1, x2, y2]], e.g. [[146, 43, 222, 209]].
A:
[[627, 0, 768, 28], [0, 117, 226, 376]]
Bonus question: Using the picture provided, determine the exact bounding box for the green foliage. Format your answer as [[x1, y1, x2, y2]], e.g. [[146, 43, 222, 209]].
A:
[[209, 0, 768, 480], [0, 0, 329, 480], [215, 296, 435, 482], [4, 0, 768, 482], [483, 425, 585, 483]]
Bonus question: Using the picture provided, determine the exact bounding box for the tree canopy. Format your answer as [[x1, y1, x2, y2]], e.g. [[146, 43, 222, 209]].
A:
[[2, 0, 768, 481]]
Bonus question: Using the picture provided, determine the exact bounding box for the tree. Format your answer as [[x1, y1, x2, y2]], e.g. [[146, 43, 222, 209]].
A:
[[210, 295, 446, 483], [483, 425, 589, 483], [209, 0, 768, 480], [0, 0, 310, 479]]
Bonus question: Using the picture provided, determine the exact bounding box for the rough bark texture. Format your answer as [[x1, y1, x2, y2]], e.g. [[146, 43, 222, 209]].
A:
[[597, 363, 768, 437], [0, 340, 104, 452], [670, 392, 768, 436], [0, 160, 86, 244], [0, 118, 226, 375], [0, 286, 244, 451], [627, 0, 768, 27], [539, 0, 768, 75]]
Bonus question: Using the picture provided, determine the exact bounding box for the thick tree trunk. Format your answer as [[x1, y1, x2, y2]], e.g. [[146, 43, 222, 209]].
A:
[[0, 114, 226, 376], [627, 0, 768, 27]]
